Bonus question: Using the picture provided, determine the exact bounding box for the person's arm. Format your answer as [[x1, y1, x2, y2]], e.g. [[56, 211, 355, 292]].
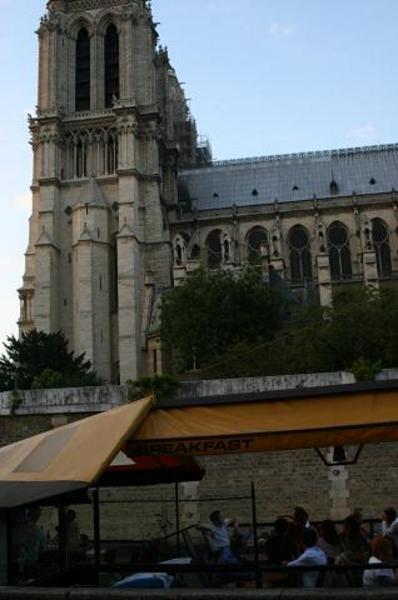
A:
[[288, 551, 307, 567]]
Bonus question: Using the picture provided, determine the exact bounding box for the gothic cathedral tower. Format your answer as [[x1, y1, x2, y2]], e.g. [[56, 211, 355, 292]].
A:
[[19, 0, 198, 382]]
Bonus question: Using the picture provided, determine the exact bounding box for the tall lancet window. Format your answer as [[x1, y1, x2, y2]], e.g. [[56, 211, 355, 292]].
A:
[[75, 28, 91, 111], [105, 24, 120, 108]]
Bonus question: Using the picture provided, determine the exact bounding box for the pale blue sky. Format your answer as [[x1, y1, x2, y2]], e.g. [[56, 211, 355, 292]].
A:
[[0, 0, 397, 349]]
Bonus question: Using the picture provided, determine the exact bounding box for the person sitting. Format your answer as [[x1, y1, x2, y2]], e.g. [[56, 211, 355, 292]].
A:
[[65, 509, 86, 560], [287, 527, 327, 588], [266, 518, 297, 565], [199, 510, 239, 564], [318, 520, 341, 561], [265, 518, 298, 588], [291, 506, 310, 551], [338, 515, 370, 586], [17, 507, 47, 579], [382, 507, 398, 554], [363, 535, 397, 588]]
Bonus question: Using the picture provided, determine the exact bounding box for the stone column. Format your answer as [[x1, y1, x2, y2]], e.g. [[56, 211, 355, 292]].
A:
[[328, 457, 350, 520], [117, 217, 142, 382], [34, 230, 60, 333], [363, 251, 379, 289], [73, 226, 95, 368], [317, 255, 333, 307]]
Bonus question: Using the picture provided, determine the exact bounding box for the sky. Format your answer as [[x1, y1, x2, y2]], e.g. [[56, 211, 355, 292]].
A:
[[0, 0, 397, 350]]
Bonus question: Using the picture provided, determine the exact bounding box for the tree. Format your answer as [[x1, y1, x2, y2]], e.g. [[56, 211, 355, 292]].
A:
[[199, 287, 398, 379], [161, 267, 288, 370], [0, 330, 101, 391]]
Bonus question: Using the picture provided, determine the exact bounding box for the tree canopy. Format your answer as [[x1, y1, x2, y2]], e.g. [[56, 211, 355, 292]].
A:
[[199, 287, 398, 380], [161, 267, 288, 370], [0, 330, 101, 391]]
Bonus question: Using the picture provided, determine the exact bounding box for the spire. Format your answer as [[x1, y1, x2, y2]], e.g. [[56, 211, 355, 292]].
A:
[[78, 177, 109, 209]]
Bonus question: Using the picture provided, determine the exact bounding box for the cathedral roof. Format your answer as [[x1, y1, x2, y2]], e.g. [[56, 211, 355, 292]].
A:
[[178, 143, 398, 210]]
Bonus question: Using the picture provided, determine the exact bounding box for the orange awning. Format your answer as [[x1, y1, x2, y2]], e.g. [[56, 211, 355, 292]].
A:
[[127, 386, 398, 457], [0, 398, 153, 507]]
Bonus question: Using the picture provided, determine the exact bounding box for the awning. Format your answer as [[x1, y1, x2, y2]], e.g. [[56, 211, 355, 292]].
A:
[[100, 455, 205, 487], [0, 398, 153, 508], [127, 385, 398, 457]]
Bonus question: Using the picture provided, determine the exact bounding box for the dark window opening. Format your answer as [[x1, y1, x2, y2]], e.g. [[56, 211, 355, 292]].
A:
[[327, 222, 352, 281], [75, 28, 90, 111], [369, 177, 376, 185], [190, 244, 201, 260], [247, 227, 268, 265], [213, 193, 219, 199], [153, 349, 158, 375], [372, 219, 392, 277], [330, 179, 339, 195], [206, 230, 222, 269], [252, 188, 258, 196], [292, 185, 299, 191], [105, 24, 119, 108], [288, 226, 313, 285]]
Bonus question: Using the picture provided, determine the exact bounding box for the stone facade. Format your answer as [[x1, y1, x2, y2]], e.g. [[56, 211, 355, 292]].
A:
[[19, 0, 204, 384], [173, 150, 398, 305], [19, 1, 398, 384]]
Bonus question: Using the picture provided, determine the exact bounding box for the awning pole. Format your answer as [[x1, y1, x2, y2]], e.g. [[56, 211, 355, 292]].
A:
[[175, 483, 181, 555], [251, 481, 261, 589], [93, 487, 101, 586], [6, 510, 11, 585], [0, 510, 9, 585], [58, 505, 67, 570]]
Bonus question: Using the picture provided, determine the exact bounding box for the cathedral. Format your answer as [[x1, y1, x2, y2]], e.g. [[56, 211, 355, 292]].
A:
[[19, 0, 398, 384]]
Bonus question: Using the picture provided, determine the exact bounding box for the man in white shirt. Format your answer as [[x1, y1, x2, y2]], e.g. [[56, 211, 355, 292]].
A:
[[287, 528, 327, 588], [382, 507, 398, 552], [199, 510, 238, 562]]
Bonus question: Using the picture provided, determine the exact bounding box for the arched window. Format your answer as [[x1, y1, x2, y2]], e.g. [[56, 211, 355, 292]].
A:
[[190, 244, 201, 260], [105, 24, 119, 108], [372, 219, 392, 277], [206, 230, 222, 269], [327, 222, 352, 281], [246, 227, 268, 265], [75, 28, 91, 111], [288, 226, 312, 284]]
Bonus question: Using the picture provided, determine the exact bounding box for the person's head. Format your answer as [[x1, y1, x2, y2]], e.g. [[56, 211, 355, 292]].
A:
[[383, 507, 397, 525], [210, 510, 222, 527], [320, 520, 340, 546], [302, 527, 318, 549], [294, 506, 309, 527], [66, 509, 76, 522], [352, 508, 363, 523], [371, 535, 393, 561], [274, 518, 289, 536], [344, 515, 360, 537], [27, 507, 41, 524]]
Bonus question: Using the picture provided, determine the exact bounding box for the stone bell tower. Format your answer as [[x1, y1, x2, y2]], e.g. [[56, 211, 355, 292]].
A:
[[19, 0, 199, 382]]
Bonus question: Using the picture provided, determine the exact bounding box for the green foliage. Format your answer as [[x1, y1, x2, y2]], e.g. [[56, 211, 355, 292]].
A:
[[126, 374, 179, 402], [349, 358, 383, 382], [161, 267, 286, 370], [0, 330, 102, 391], [200, 287, 398, 379]]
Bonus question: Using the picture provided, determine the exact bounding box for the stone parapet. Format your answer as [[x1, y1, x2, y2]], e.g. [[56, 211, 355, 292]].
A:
[[0, 385, 128, 416]]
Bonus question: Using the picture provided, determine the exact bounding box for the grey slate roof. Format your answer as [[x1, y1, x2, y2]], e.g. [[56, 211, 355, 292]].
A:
[[178, 144, 398, 211]]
